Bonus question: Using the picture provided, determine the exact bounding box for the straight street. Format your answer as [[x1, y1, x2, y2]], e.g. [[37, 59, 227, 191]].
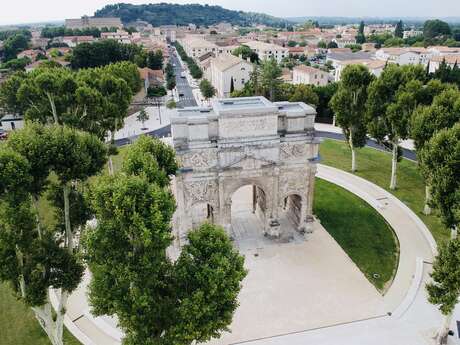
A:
[[168, 46, 198, 108]]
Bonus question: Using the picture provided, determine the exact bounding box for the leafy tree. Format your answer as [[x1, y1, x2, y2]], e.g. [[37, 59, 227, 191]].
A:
[[287, 40, 297, 47], [166, 77, 176, 91], [0, 123, 106, 345], [200, 78, 216, 102], [384, 37, 405, 47], [147, 85, 167, 98], [232, 45, 259, 63], [0, 57, 30, 71], [411, 84, 460, 214], [394, 20, 404, 38], [356, 21, 366, 44], [147, 50, 164, 70], [84, 138, 246, 345], [70, 39, 144, 69], [288, 84, 319, 105], [419, 124, 460, 239], [137, 108, 149, 129], [431, 59, 460, 88], [330, 64, 373, 172], [327, 41, 338, 49], [427, 238, 460, 344], [423, 19, 451, 40], [344, 44, 362, 52], [122, 136, 178, 186], [230, 77, 235, 94], [166, 99, 177, 109], [313, 82, 338, 123], [3, 33, 29, 61], [317, 41, 327, 49], [366, 64, 426, 190], [260, 58, 283, 101]]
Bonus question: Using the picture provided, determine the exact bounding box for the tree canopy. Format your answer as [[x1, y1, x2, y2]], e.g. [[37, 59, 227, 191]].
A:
[[84, 136, 246, 345]]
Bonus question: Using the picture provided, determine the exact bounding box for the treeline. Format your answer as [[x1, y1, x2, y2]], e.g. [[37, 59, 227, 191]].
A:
[[365, 19, 460, 48], [41, 26, 119, 39], [1, 30, 31, 62], [173, 42, 203, 79], [70, 39, 163, 70], [94, 3, 288, 27]]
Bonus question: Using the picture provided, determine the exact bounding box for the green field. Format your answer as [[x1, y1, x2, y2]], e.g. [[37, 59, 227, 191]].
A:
[[313, 178, 399, 291], [318, 139, 448, 244], [0, 283, 80, 345]]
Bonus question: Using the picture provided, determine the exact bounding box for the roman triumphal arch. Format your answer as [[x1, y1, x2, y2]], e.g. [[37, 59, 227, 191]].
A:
[[171, 96, 319, 245]]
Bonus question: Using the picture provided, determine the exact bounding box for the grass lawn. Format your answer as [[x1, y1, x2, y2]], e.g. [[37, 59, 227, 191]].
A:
[[0, 283, 81, 345], [313, 178, 399, 291], [319, 139, 448, 244]]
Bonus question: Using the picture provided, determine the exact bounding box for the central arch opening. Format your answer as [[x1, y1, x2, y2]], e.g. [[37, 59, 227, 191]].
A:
[[230, 185, 267, 241]]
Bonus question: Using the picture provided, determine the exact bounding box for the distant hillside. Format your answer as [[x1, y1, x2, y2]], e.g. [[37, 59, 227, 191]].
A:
[[94, 3, 289, 28]]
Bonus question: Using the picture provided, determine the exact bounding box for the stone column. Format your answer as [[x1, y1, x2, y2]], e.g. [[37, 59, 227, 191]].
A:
[[305, 164, 317, 234], [266, 169, 281, 239]]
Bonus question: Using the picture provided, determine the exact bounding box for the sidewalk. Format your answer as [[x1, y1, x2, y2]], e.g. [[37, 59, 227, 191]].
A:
[[54, 164, 445, 345], [114, 106, 173, 141]]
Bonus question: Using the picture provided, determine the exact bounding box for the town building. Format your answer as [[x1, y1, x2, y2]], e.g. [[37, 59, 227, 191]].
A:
[[62, 36, 95, 47], [375, 47, 432, 65], [245, 41, 288, 63], [100, 30, 132, 44], [17, 49, 41, 61], [65, 16, 122, 29], [428, 55, 460, 73], [334, 59, 386, 81], [179, 36, 218, 59], [403, 30, 423, 39], [210, 54, 253, 98], [292, 65, 329, 86]]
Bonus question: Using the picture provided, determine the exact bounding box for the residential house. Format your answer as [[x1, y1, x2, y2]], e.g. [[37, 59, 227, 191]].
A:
[[179, 36, 218, 59], [428, 55, 460, 73], [334, 59, 386, 81], [100, 30, 132, 44], [210, 54, 253, 98], [245, 41, 288, 63], [138, 67, 165, 93], [292, 65, 329, 86], [62, 36, 95, 47], [17, 49, 41, 61], [375, 48, 421, 65]]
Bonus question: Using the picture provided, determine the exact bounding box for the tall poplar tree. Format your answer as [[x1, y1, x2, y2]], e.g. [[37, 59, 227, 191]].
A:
[[330, 64, 373, 172]]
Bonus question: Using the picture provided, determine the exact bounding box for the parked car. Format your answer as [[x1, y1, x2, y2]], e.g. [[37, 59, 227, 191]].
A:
[[179, 93, 185, 97]]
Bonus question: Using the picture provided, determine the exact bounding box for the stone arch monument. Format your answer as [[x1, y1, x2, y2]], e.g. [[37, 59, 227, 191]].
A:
[[171, 96, 319, 245]]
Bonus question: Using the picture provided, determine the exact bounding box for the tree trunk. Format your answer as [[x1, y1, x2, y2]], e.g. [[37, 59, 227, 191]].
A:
[[424, 184, 432, 215], [63, 185, 73, 253], [451, 225, 458, 240], [46, 93, 59, 124], [390, 141, 398, 190], [348, 130, 357, 173], [32, 301, 64, 345], [435, 312, 452, 345]]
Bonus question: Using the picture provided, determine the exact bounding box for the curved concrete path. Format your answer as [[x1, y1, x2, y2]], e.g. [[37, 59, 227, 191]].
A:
[[54, 164, 442, 345]]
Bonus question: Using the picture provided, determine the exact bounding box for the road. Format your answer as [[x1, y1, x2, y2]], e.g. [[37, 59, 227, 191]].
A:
[[169, 47, 198, 108], [316, 131, 417, 161]]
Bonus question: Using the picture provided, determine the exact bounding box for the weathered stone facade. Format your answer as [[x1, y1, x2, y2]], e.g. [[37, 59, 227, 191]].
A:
[[171, 96, 319, 244]]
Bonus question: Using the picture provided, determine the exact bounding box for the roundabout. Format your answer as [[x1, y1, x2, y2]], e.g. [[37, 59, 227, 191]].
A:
[[56, 163, 439, 345]]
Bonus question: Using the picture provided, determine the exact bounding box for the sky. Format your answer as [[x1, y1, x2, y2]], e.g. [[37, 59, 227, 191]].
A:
[[1, 0, 459, 26]]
